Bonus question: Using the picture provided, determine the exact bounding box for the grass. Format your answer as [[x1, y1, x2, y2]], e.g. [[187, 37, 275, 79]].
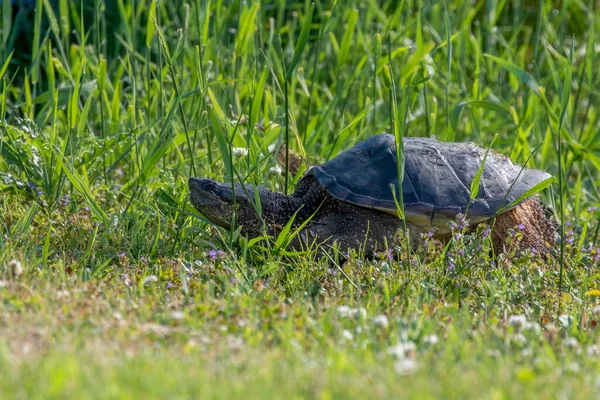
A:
[[1, 0, 600, 398]]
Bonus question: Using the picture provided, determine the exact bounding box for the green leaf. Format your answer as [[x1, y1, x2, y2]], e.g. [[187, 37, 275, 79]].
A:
[[497, 176, 555, 214], [484, 54, 542, 97], [286, 3, 315, 81], [146, 0, 157, 49], [234, 3, 259, 55], [586, 17, 595, 86], [249, 67, 268, 130], [0, 49, 13, 82], [451, 100, 511, 132], [208, 106, 232, 180], [558, 39, 573, 133], [469, 134, 498, 201], [338, 8, 358, 66], [51, 146, 110, 226]]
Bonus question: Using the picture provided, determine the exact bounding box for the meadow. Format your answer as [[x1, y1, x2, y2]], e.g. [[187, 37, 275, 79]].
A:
[[1, 0, 600, 398]]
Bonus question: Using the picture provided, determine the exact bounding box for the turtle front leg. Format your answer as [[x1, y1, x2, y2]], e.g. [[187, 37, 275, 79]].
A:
[[289, 206, 418, 258]]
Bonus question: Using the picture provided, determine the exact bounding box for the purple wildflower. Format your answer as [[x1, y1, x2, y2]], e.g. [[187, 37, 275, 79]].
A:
[[518, 223, 526, 231], [448, 262, 455, 271], [207, 250, 218, 260], [386, 248, 394, 261], [453, 232, 462, 241], [531, 247, 537, 256], [427, 231, 434, 238], [166, 282, 174, 289], [59, 195, 71, 207], [482, 227, 491, 239]]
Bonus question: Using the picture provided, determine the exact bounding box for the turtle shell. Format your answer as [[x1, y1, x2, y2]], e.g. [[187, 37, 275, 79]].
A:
[[306, 134, 552, 231]]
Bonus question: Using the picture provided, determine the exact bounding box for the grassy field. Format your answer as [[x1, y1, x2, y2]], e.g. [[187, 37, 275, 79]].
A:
[[1, 0, 600, 398]]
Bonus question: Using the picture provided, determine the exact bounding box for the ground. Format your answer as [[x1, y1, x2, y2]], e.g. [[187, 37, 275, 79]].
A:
[[1, 0, 600, 398]]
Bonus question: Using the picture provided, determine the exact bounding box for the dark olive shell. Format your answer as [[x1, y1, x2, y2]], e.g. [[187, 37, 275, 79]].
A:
[[307, 134, 552, 231]]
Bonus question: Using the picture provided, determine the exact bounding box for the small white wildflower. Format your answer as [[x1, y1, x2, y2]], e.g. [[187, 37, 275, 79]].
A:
[[113, 312, 123, 321], [487, 349, 501, 358], [337, 305, 351, 318], [56, 290, 70, 299], [524, 321, 541, 335], [564, 337, 581, 353], [512, 333, 527, 346], [521, 347, 533, 357], [144, 275, 158, 285], [226, 335, 244, 351], [351, 307, 367, 319], [565, 362, 581, 373], [508, 314, 527, 330], [269, 165, 283, 175], [558, 314, 574, 329], [423, 334, 439, 345], [372, 315, 389, 328], [341, 329, 354, 342], [170, 311, 185, 320], [593, 305, 600, 315], [232, 147, 249, 157], [394, 358, 418, 375], [336, 306, 366, 320], [388, 342, 416, 359], [587, 344, 600, 356], [268, 143, 277, 153], [7, 259, 23, 277]]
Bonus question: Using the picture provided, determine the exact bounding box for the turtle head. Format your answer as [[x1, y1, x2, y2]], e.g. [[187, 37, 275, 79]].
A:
[[188, 177, 265, 237]]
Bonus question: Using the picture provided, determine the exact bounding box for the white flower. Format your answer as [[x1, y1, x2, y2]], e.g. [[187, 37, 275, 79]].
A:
[[394, 358, 418, 375], [352, 307, 367, 319], [232, 147, 249, 157], [7, 259, 23, 277], [170, 311, 185, 320], [423, 334, 439, 345], [587, 344, 600, 356], [341, 330, 354, 342], [564, 337, 580, 353], [512, 333, 527, 346], [337, 306, 351, 318], [558, 314, 574, 328], [372, 315, 389, 328], [508, 314, 527, 330], [269, 165, 283, 175], [144, 275, 158, 285], [388, 342, 416, 359], [336, 306, 366, 320]]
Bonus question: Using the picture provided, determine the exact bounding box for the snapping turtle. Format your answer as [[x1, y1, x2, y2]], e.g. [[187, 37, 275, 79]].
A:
[[189, 134, 557, 257]]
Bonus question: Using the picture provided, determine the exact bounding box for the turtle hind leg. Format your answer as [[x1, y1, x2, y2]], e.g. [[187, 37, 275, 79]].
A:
[[491, 199, 558, 259]]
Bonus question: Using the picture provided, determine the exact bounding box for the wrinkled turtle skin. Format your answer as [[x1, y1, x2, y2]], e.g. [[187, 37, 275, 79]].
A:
[[189, 134, 557, 258]]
